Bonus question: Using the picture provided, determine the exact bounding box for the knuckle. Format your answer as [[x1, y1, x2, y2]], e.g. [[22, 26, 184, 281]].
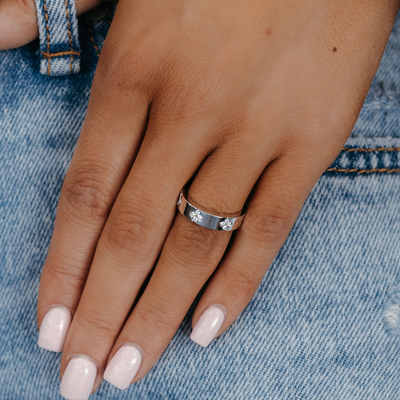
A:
[[61, 172, 112, 219], [243, 205, 291, 243], [45, 260, 85, 289], [42, 260, 86, 307], [170, 220, 224, 266], [104, 205, 157, 257], [155, 69, 226, 125], [78, 309, 117, 338], [98, 43, 157, 97], [221, 266, 260, 301], [135, 301, 176, 338]]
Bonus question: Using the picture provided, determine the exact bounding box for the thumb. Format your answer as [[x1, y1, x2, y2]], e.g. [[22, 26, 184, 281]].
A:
[[0, 0, 104, 50]]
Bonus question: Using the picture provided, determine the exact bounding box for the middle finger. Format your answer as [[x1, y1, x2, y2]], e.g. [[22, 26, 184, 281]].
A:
[[58, 119, 212, 399]]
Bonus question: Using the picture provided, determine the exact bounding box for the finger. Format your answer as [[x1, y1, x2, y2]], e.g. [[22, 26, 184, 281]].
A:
[[58, 119, 213, 398], [190, 146, 342, 347], [36, 70, 149, 352], [0, 0, 38, 49], [102, 140, 273, 389], [0, 0, 103, 50]]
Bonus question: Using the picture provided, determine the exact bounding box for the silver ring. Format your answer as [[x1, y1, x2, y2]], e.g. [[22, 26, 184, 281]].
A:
[[176, 189, 245, 231]]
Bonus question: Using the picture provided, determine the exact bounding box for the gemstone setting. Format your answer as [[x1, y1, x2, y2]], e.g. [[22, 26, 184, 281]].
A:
[[219, 217, 234, 231], [177, 191, 182, 206], [189, 209, 203, 223]]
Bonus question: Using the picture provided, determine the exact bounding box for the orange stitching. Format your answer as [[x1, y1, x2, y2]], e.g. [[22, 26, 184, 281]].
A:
[[342, 147, 400, 152], [107, 8, 112, 25], [42, 0, 51, 75], [41, 50, 80, 58], [329, 147, 400, 173], [85, 21, 100, 58], [326, 167, 400, 174], [64, 0, 74, 73]]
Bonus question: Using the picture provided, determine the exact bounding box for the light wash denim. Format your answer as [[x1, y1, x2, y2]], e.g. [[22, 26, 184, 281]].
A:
[[34, 0, 80, 75], [1, 2, 400, 399]]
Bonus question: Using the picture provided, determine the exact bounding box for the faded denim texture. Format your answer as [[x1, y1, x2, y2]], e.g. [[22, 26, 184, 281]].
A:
[[1, 4, 400, 400]]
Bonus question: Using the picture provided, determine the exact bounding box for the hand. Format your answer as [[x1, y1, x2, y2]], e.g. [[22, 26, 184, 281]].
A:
[[11, 0, 396, 397]]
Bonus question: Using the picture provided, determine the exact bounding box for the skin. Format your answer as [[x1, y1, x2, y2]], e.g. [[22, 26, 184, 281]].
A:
[[1, 0, 399, 394]]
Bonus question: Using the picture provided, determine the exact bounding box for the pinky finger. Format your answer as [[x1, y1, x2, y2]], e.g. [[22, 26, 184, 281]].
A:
[[190, 153, 326, 347]]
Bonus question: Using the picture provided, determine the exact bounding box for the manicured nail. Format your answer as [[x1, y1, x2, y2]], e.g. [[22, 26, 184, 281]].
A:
[[190, 305, 226, 347], [60, 356, 97, 400], [103, 345, 142, 390], [38, 307, 71, 352]]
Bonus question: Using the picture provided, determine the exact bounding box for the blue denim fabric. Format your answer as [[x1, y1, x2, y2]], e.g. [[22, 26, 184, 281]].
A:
[[34, 0, 80, 75], [1, 5, 400, 400]]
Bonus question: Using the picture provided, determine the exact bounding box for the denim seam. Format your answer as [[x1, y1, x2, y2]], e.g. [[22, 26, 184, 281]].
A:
[[41, 50, 80, 58], [35, 0, 81, 75], [327, 147, 400, 173], [64, 0, 74, 73], [42, 0, 51, 75], [85, 21, 100, 58], [343, 147, 400, 153], [326, 167, 400, 174]]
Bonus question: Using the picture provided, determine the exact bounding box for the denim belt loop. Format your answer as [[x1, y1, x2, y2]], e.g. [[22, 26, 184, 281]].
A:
[[34, 0, 81, 76]]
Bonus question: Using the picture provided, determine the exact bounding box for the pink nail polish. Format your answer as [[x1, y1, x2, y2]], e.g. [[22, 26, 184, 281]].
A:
[[60, 356, 97, 400], [38, 307, 71, 352], [103, 345, 142, 390], [190, 305, 226, 347]]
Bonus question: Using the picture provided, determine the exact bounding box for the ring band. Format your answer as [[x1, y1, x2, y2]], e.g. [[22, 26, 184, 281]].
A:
[[176, 189, 245, 231]]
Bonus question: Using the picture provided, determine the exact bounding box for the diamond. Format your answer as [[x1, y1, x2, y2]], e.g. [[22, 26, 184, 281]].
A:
[[189, 209, 203, 223], [219, 217, 233, 231], [177, 192, 182, 206]]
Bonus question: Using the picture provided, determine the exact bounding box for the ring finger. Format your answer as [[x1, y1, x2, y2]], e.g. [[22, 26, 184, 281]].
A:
[[102, 139, 274, 389]]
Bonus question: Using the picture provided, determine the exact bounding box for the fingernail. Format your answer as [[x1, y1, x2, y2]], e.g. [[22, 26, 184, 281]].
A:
[[190, 305, 226, 347], [60, 356, 97, 400], [103, 345, 142, 390], [38, 307, 71, 352]]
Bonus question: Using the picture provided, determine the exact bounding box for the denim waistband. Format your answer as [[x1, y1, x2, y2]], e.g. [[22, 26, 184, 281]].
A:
[[34, 0, 81, 75], [327, 138, 400, 174]]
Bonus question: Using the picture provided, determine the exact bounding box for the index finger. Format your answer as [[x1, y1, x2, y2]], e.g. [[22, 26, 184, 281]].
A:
[[37, 76, 149, 351]]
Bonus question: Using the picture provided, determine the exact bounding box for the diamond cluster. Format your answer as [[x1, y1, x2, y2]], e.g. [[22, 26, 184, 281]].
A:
[[189, 209, 203, 223], [219, 217, 233, 231]]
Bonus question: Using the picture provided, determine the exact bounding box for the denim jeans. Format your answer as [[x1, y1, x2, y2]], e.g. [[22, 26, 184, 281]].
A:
[[1, 2, 400, 399]]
